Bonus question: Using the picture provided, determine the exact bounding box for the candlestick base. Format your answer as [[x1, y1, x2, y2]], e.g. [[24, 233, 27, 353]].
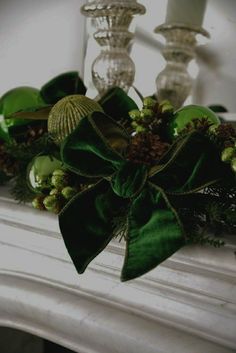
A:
[[81, 1, 146, 96], [154, 23, 209, 109]]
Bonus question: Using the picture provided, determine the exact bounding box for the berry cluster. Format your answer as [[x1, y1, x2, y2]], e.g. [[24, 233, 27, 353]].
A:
[[129, 97, 173, 134], [32, 169, 78, 214]]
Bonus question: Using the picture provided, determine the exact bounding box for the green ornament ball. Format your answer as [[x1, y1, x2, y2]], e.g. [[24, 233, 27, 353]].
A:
[[0, 86, 45, 118], [167, 105, 220, 139], [48, 94, 103, 145], [27, 155, 62, 192]]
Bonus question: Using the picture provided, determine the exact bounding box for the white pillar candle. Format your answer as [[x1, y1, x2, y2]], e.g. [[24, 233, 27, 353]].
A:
[[165, 0, 207, 27]]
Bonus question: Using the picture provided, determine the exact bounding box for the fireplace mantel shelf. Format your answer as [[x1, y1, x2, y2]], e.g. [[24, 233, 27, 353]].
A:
[[0, 187, 235, 353]]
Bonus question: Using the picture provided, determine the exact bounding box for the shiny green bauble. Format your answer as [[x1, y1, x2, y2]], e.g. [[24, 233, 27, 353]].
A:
[[168, 105, 221, 140], [48, 94, 103, 145], [27, 155, 62, 192], [0, 86, 45, 118]]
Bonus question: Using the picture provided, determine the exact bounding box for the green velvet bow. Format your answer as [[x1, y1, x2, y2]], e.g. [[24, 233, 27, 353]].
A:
[[59, 111, 226, 281]]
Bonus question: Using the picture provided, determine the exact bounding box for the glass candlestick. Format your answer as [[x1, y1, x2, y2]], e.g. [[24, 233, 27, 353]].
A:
[[154, 23, 209, 109], [81, 0, 145, 96]]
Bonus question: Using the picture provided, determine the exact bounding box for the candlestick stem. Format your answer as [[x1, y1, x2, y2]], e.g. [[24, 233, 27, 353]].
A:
[[81, 1, 145, 96], [154, 23, 209, 109]]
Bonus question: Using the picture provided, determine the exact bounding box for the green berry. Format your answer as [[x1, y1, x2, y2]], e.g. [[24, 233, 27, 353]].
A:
[[231, 157, 236, 173], [129, 109, 141, 120], [52, 169, 66, 177], [51, 174, 68, 189], [136, 125, 147, 133], [159, 100, 174, 113], [43, 195, 60, 213], [50, 188, 61, 196], [61, 186, 77, 200], [221, 147, 235, 163], [32, 196, 45, 210], [140, 109, 153, 119], [143, 97, 156, 109]]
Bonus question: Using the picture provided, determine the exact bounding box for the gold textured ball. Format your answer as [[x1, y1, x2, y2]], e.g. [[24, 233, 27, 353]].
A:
[[48, 94, 103, 144]]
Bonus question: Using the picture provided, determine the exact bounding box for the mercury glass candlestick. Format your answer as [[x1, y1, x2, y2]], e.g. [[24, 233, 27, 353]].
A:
[[155, 23, 209, 109], [81, 0, 146, 96]]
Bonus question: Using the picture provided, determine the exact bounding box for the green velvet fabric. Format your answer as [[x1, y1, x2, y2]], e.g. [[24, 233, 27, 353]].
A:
[[151, 132, 225, 194], [99, 87, 138, 122], [59, 113, 226, 281], [40, 71, 87, 104], [121, 183, 184, 281], [59, 180, 128, 273], [111, 161, 147, 198], [61, 112, 129, 178]]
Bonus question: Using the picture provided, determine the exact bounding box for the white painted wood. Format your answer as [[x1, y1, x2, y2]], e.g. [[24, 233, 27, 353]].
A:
[[0, 188, 235, 353]]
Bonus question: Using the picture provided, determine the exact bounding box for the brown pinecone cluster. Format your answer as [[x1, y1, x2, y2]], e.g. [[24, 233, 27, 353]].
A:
[[213, 123, 236, 148], [127, 132, 170, 166], [0, 143, 19, 177]]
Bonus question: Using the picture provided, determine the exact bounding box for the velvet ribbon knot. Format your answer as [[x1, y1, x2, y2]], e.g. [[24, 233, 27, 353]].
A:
[[59, 111, 226, 281]]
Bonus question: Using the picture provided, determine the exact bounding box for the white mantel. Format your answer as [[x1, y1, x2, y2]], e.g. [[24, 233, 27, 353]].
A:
[[0, 187, 235, 353]]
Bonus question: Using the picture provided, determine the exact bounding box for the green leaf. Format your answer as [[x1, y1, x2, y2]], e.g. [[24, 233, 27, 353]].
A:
[[10, 105, 52, 120], [99, 87, 138, 122], [40, 71, 87, 104], [121, 183, 184, 281], [150, 132, 226, 194], [59, 180, 128, 274], [61, 112, 129, 178]]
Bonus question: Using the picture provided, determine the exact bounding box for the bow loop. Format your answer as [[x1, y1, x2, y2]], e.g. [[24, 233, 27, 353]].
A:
[[61, 111, 130, 178], [111, 161, 148, 199]]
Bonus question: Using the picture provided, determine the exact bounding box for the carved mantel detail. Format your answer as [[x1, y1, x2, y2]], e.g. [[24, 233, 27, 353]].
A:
[[0, 188, 235, 353]]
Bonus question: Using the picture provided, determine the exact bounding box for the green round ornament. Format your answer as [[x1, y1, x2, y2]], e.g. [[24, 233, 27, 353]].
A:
[[48, 94, 103, 144], [0, 86, 45, 118], [27, 155, 62, 192], [167, 105, 220, 139]]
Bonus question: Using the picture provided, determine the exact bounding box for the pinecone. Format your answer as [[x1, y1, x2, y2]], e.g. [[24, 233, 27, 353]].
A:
[[213, 123, 236, 148], [0, 143, 19, 177], [127, 132, 170, 166]]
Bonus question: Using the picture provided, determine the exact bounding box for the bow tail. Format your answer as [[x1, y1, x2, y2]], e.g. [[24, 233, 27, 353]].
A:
[[59, 180, 127, 274], [121, 183, 185, 282]]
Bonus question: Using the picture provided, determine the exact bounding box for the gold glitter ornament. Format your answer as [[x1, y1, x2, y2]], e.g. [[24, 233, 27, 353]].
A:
[[48, 95, 103, 144]]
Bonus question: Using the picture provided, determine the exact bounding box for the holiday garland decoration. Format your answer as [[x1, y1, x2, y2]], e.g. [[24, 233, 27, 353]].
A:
[[0, 71, 235, 281]]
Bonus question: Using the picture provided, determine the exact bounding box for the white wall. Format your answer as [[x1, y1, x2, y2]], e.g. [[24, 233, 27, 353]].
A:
[[0, 0, 86, 95], [0, 0, 236, 111]]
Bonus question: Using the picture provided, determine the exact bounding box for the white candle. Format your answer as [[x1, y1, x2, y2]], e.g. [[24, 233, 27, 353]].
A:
[[165, 0, 207, 27]]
